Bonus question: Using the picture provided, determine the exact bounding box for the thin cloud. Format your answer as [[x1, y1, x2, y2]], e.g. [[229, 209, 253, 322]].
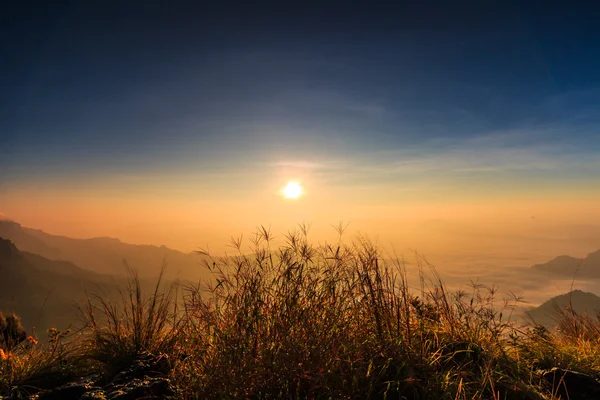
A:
[[269, 161, 332, 170], [299, 129, 600, 191]]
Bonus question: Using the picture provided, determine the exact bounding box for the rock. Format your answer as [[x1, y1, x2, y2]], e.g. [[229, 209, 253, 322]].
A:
[[541, 368, 600, 400], [106, 377, 174, 400], [37, 375, 100, 400], [34, 354, 174, 400], [36, 384, 88, 400], [111, 353, 170, 384], [80, 391, 107, 400]]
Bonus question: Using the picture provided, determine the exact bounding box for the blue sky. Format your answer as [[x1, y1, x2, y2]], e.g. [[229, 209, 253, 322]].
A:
[[2, 2, 600, 247], [3, 3, 600, 174]]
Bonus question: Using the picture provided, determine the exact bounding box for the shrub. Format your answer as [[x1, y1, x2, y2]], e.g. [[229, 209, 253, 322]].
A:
[[0, 325, 77, 398], [0, 312, 27, 352]]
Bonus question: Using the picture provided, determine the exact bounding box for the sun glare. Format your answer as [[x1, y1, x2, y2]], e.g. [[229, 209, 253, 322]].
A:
[[282, 181, 303, 199]]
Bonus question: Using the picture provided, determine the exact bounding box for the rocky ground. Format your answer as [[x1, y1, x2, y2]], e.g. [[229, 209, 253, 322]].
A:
[[28, 353, 175, 400]]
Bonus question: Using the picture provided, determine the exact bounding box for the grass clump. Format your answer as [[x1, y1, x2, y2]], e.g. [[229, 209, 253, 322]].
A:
[[176, 225, 545, 399], [80, 265, 186, 375], [1, 266, 185, 398]]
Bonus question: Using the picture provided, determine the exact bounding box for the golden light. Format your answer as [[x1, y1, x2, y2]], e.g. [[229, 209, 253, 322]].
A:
[[281, 181, 303, 199]]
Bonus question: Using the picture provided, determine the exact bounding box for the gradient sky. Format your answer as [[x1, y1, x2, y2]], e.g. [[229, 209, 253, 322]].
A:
[[2, 2, 600, 253]]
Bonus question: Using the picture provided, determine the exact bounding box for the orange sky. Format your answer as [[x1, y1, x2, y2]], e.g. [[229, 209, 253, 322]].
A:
[[3, 177, 600, 258]]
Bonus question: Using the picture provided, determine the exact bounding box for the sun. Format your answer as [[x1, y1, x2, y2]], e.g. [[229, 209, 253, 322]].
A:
[[281, 181, 303, 199]]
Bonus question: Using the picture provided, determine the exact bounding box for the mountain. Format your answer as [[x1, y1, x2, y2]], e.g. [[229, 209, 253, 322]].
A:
[[531, 249, 600, 279], [0, 238, 119, 333], [525, 290, 600, 329], [0, 220, 209, 280]]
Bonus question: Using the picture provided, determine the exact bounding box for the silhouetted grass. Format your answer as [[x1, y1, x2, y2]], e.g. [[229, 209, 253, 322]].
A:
[[79, 265, 186, 375], [175, 226, 544, 399]]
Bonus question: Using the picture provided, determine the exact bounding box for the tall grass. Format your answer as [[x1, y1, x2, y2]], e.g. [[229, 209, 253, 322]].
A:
[[80, 265, 186, 374], [176, 226, 542, 399]]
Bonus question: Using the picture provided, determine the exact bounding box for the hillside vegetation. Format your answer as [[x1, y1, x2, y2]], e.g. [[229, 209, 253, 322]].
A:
[[2, 227, 600, 399]]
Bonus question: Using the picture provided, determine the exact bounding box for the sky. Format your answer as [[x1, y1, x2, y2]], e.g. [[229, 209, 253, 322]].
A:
[[2, 1, 600, 254]]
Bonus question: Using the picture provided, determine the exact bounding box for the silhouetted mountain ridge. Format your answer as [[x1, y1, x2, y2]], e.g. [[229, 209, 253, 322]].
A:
[[531, 248, 600, 279], [0, 237, 119, 333], [0, 220, 209, 280]]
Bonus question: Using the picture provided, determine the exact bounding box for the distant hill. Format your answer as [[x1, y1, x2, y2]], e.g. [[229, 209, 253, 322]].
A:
[[0, 238, 119, 333], [531, 249, 600, 279], [525, 290, 600, 329], [0, 220, 209, 280]]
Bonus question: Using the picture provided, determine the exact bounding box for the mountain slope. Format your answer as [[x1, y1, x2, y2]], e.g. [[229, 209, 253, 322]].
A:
[[531, 249, 600, 279], [525, 289, 600, 329], [0, 238, 120, 333], [0, 220, 209, 280]]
